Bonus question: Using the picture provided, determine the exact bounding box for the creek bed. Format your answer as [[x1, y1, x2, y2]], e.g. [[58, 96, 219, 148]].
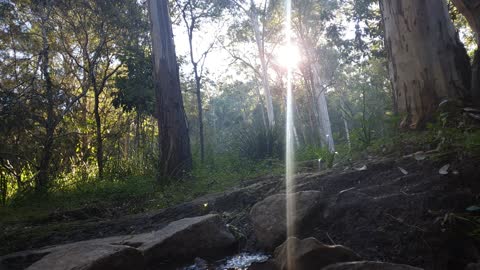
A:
[[183, 252, 269, 270]]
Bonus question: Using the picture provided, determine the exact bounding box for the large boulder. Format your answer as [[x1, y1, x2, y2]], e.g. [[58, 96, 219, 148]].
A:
[[322, 261, 423, 270], [273, 237, 360, 270], [250, 191, 325, 249], [26, 243, 144, 270]]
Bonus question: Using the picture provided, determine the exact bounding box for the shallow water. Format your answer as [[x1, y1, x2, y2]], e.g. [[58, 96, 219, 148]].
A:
[[182, 253, 269, 270]]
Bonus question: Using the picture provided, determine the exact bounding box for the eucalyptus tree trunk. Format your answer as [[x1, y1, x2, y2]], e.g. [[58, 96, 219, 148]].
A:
[[380, 0, 471, 129], [248, 1, 275, 128], [340, 98, 351, 151], [148, 0, 192, 179], [450, 0, 480, 105], [312, 63, 335, 153]]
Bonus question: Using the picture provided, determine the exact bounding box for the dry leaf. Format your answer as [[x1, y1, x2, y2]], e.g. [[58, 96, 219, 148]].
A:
[[355, 165, 367, 171], [398, 167, 408, 175], [414, 151, 426, 161], [439, 164, 450, 175]]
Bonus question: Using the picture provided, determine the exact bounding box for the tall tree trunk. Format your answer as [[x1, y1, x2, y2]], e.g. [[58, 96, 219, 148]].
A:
[[148, 0, 192, 179], [312, 63, 335, 152], [249, 2, 275, 128], [450, 0, 480, 105], [194, 74, 205, 163], [36, 5, 55, 192], [182, 4, 210, 164], [380, 0, 471, 129]]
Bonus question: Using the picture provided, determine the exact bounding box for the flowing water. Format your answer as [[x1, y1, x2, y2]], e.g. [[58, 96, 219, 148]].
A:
[[182, 253, 269, 270], [284, 0, 296, 269]]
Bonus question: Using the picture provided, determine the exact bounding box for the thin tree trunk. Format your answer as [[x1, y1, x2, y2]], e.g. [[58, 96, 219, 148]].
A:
[[0, 173, 6, 206], [254, 82, 268, 129], [93, 87, 103, 179], [301, 73, 319, 146], [380, 0, 471, 129], [37, 5, 55, 191], [148, 0, 192, 179], [340, 98, 351, 150], [195, 74, 205, 162], [182, 4, 208, 163], [293, 94, 305, 146], [134, 111, 140, 152], [282, 86, 300, 147]]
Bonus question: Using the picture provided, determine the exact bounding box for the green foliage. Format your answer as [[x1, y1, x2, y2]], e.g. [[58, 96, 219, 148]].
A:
[[296, 145, 339, 168], [113, 50, 155, 115]]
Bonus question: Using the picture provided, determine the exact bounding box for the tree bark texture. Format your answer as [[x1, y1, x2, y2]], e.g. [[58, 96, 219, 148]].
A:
[[380, 0, 471, 129], [148, 0, 192, 179]]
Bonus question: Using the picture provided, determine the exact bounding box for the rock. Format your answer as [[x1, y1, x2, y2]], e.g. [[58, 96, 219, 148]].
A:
[[26, 243, 144, 270], [273, 237, 360, 270], [118, 214, 237, 266], [322, 261, 423, 270], [1, 214, 236, 269], [248, 260, 278, 270], [250, 191, 324, 249], [466, 263, 480, 270]]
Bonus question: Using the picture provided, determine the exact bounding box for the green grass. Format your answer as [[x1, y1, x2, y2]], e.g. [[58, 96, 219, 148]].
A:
[[0, 154, 284, 225]]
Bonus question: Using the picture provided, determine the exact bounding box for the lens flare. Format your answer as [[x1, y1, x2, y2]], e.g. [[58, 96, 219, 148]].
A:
[[284, 0, 296, 269], [276, 44, 300, 68]]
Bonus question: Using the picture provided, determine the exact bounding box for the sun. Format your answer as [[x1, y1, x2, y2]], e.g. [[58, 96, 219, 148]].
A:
[[276, 43, 301, 68]]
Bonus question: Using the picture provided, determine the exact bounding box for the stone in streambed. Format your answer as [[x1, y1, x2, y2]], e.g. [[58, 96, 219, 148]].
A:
[[322, 261, 423, 270], [250, 191, 325, 250], [273, 237, 360, 270]]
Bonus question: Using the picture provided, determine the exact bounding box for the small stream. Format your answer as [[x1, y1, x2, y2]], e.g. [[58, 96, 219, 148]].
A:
[[182, 253, 269, 270]]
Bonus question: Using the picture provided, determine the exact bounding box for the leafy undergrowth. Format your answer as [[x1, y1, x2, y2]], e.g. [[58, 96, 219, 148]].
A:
[[0, 156, 284, 226]]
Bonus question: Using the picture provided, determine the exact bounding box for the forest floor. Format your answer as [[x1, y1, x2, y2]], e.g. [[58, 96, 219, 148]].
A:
[[1, 149, 480, 270]]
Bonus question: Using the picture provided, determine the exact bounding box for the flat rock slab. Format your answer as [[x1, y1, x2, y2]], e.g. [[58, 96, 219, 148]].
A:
[[116, 214, 237, 265], [322, 261, 423, 270], [26, 243, 143, 270], [1, 214, 236, 270]]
